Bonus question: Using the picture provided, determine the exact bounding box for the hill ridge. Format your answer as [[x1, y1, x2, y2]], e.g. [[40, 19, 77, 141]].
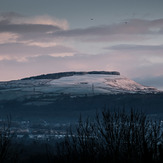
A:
[[21, 71, 120, 80]]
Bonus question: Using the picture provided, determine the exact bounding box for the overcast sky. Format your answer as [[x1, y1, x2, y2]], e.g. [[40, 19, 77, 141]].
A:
[[0, 0, 163, 90]]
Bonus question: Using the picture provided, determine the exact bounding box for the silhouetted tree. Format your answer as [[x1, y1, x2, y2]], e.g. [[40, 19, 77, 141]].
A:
[[55, 109, 163, 163], [0, 116, 12, 162]]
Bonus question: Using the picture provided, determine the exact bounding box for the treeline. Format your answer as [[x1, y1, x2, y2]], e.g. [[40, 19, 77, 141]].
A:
[[1, 109, 163, 163], [53, 109, 163, 163]]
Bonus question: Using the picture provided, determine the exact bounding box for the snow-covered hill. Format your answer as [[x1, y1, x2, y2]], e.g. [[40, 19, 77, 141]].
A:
[[0, 72, 159, 102]]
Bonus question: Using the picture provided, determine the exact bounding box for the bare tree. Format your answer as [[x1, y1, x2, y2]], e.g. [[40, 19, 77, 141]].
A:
[[56, 109, 163, 163], [0, 116, 12, 162]]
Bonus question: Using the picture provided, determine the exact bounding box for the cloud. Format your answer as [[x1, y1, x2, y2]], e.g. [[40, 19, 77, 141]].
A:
[[0, 13, 163, 44], [52, 18, 163, 42], [0, 12, 75, 59], [1, 13, 163, 47], [0, 43, 76, 60], [1, 51, 163, 83], [0, 12, 163, 89], [0, 23, 61, 33], [107, 44, 163, 51], [0, 12, 68, 29], [0, 14, 63, 34], [0, 12, 68, 44], [104, 44, 163, 66], [134, 75, 163, 90], [105, 44, 163, 56], [0, 32, 19, 43]]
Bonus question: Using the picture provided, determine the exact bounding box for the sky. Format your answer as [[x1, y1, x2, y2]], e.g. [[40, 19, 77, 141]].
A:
[[0, 0, 163, 90]]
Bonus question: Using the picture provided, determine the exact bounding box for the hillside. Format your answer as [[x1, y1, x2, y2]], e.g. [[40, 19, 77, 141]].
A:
[[0, 71, 162, 122], [0, 71, 159, 101]]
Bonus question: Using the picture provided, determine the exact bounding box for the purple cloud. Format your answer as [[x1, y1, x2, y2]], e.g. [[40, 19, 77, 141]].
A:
[[0, 12, 68, 43], [0, 13, 63, 33], [0, 43, 76, 58], [0, 23, 61, 33], [52, 18, 163, 42], [106, 44, 163, 54], [1, 12, 163, 43], [1, 51, 163, 82]]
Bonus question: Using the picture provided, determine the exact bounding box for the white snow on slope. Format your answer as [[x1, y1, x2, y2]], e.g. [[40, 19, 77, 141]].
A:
[[0, 74, 159, 101], [49, 74, 157, 94]]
